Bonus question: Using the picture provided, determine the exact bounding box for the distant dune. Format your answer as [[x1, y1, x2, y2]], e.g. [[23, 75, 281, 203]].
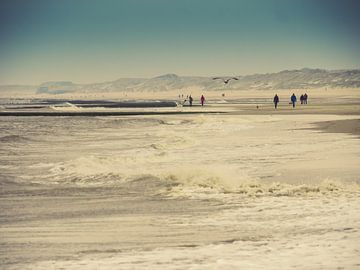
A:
[[1, 68, 359, 96]]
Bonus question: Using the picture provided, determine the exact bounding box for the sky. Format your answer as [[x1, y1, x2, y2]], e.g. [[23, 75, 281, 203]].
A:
[[0, 0, 359, 85]]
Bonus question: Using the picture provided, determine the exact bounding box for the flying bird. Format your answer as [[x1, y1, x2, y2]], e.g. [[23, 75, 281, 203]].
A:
[[212, 77, 239, 84]]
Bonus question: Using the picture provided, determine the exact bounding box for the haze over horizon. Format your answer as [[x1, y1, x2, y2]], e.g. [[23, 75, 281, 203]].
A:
[[1, 0, 359, 85]]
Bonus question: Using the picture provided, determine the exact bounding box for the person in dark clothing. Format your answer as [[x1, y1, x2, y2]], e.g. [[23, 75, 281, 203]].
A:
[[189, 95, 193, 106], [304, 93, 308, 104], [291, 93, 297, 108], [300, 94, 304, 104], [273, 94, 279, 109]]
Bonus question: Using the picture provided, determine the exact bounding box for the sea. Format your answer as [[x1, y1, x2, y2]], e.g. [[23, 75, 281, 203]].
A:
[[0, 99, 359, 269]]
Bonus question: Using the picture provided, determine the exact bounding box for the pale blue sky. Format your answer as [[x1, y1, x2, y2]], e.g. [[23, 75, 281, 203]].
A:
[[0, 0, 359, 84]]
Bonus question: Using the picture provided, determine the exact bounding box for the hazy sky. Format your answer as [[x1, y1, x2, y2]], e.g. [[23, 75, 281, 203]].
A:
[[0, 0, 359, 84]]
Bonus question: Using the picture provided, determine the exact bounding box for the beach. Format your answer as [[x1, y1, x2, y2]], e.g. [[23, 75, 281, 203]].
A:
[[2, 0, 360, 267], [0, 92, 359, 269]]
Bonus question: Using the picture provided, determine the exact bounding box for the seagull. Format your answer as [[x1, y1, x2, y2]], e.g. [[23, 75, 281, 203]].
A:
[[212, 77, 239, 84]]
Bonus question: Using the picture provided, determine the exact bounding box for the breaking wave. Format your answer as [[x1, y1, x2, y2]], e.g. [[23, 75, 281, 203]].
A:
[[157, 172, 360, 199], [30, 155, 360, 198]]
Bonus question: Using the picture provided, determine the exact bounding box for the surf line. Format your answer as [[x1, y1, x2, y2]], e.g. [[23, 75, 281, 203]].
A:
[[0, 111, 226, 117]]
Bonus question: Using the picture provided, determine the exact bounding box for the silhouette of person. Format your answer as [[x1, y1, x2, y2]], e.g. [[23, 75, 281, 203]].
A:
[[291, 93, 297, 108], [300, 94, 304, 104], [200, 95, 205, 106], [273, 94, 279, 109], [304, 93, 308, 104], [189, 95, 193, 106]]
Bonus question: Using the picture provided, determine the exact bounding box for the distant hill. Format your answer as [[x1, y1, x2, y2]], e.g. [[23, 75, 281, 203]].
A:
[[1, 68, 359, 95]]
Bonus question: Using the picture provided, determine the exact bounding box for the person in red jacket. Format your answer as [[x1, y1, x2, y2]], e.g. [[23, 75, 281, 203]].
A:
[[200, 95, 205, 106]]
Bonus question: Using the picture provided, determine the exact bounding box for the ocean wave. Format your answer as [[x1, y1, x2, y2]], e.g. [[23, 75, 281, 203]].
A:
[[156, 173, 360, 199], [0, 134, 32, 143], [26, 168, 360, 199], [29, 154, 360, 198]]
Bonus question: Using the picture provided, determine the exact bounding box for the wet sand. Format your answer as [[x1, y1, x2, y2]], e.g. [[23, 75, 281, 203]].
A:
[[227, 102, 360, 116], [312, 119, 360, 137], [1, 102, 359, 117], [0, 110, 225, 116]]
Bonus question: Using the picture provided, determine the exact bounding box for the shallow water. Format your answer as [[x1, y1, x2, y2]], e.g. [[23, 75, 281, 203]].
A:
[[0, 113, 359, 269]]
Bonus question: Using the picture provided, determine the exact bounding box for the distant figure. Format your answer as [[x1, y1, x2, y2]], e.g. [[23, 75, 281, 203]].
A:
[[304, 93, 308, 104], [273, 94, 279, 109], [213, 77, 239, 84], [291, 93, 297, 108], [189, 95, 193, 106], [200, 95, 205, 106], [300, 94, 304, 104]]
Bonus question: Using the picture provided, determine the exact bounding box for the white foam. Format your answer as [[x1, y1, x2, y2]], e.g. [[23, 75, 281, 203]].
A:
[[50, 102, 80, 110]]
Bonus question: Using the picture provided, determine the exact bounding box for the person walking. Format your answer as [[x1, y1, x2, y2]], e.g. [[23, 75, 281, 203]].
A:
[[273, 94, 279, 109], [291, 93, 297, 108], [189, 95, 193, 106], [200, 95, 205, 106]]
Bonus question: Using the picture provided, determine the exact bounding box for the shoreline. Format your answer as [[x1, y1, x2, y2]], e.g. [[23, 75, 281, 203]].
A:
[[0, 111, 226, 116], [1, 99, 360, 138], [1, 103, 360, 117]]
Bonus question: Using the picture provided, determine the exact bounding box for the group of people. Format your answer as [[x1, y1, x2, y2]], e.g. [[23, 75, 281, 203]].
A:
[[180, 94, 206, 106], [273, 93, 309, 109], [180, 92, 309, 109], [300, 93, 308, 104]]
